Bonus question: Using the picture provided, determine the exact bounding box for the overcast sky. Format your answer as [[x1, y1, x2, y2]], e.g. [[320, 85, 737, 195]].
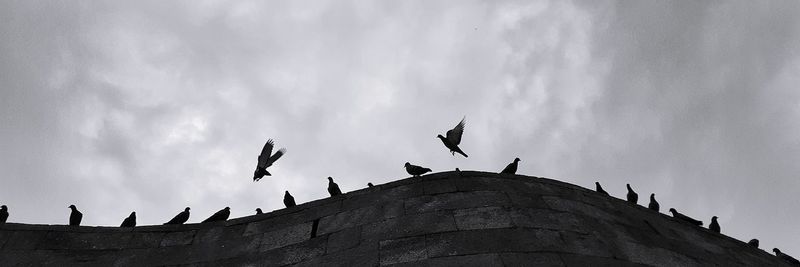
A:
[[2, 0, 799, 256]]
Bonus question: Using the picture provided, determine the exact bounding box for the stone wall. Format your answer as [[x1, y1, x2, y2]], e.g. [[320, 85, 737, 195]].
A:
[[0, 171, 791, 266]]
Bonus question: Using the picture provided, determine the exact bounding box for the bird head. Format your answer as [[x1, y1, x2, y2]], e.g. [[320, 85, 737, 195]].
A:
[[131, 212, 136, 216], [712, 216, 718, 220], [774, 248, 781, 253], [224, 207, 230, 210], [185, 207, 191, 211], [1, 205, 6, 210], [436, 134, 444, 139], [404, 162, 410, 168], [327, 177, 333, 182], [368, 183, 374, 187], [285, 190, 290, 194], [650, 193, 655, 198], [626, 184, 632, 190], [68, 205, 76, 209], [668, 208, 676, 213], [514, 158, 521, 162], [595, 182, 600, 186], [255, 208, 263, 213]]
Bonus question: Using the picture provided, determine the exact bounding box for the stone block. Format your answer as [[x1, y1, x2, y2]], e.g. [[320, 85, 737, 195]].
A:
[[243, 201, 339, 236], [379, 236, 428, 265], [543, 196, 620, 222], [259, 236, 327, 266], [160, 230, 196, 247], [559, 231, 613, 258], [500, 252, 565, 267], [453, 207, 513, 230], [259, 222, 312, 252], [404, 191, 510, 214], [560, 254, 650, 267], [127, 232, 166, 248], [38, 231, 131, 250], [292, 242, 378, 267], [425, 228, 563, 257], [4, 231, 46, 250], [509, 208, 585, 233], [422, 179, 458, 195], [615, 240, 699, 266], [342, 184, 424, 211], [317, 206, 383, 235], [362, 212, 456, 242], [327, 226, 361, 253], [389, 253, 505, 267]]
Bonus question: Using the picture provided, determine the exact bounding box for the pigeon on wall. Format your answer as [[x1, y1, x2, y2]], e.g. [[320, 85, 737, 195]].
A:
[[500, 158, 521, 174], [709, 216, 720, 233], [164, 207, 190, 225], [626, 184, 638, 204], [595, 182, 609, 196], [437, 117, 468, 157], [68, 205, 83, 226], [120, 212, 136, 227], [253, 139, 286, 181], [747, 239, 759, 248], [202, 207, 230, 223], [367, 183, 374, 187], [255, 208, 263, 215], [284, 191, 296, 208], [648, 193, 660, 212], [405, 162, 432, 177], [668, 208, 703, 226], [773, 248, 800, 266], [0, 205, 8, 223], [327, 177, 343, 196]]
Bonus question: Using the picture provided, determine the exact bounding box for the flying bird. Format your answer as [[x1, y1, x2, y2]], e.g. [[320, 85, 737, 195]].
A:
[[437, 117, 468, 157], [648, 193, 660, 212], [284, 191, 296, 208], [327, 177, 343, 197], [668, 208, 703, 226], [595, 182, 609, 196], [253, 139, 286, 181], [405, 162, 432, 177], [774, 248, 800, 266], [255, 208, 263, 215], [748, 239, 759, 248], [626, 184, 638, 204], [120, 212, 136, 227], [0, 205, 8, 223], [164, 207, 190, 225], [709, 216, 720, 233], [202, 207, 230, 223], [68, 205, 83, 226], [500, 158, 521, 174]]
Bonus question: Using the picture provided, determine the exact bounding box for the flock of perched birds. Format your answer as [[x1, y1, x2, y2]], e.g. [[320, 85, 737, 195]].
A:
[[0, 116, 798, 265]]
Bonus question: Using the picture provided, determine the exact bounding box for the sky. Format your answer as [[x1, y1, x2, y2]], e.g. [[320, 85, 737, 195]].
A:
[[1, 0, 799, 256]]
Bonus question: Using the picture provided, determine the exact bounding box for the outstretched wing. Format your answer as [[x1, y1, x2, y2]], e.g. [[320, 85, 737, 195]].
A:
[[446, 117, 465, 145], [257, 139, 274, 168], [267, 148, 286, 166]]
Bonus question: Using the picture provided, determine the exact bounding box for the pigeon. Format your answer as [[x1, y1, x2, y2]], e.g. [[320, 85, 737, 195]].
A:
[[436, 117, 468, 158], [500, 158, 521, 174], [255, 208, 263, 215], [595, 182, 609, 196], [405, 162, 432, 177], [0, 205, 8, 223], [253, 139, 286, 181], [68, 205, 83, 226], [327, 177, 342, 197], [120, 212, 136, 227], [668, 208, 703, 226], [626, 184, 638, 204], [367, 183, 374, 187], [164, 207, 190, 225], [748, 239, 759, 248], [774, 248, 800, 266], [284, 191, 296, 208], [709, 216, 720, 233], [648, 193, 660, 212], [202, 207, 231, 223]]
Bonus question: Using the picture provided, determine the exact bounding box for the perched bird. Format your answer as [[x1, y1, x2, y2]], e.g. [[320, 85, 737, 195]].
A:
[[120, 212, 136, 227], [0, 205, 8, 223], [327, 177, 342, 197], [405, 162, 432, 177], [648, 193, 660, 212], [202, 207, 231, 223], [253, 139, 286, 181], [626, 184, 638, 204], [68, 205, 83, 226], [500, 158, 521, 174], [709, 216, 720, 233], [436, 117, 468, 158], [595, 182, 609, 196], [774, 248, 800, 266], [255, 208, 263, 215], [748, 239, 759, 248], [367, 183, 374, 187], [668, 208, 703, 226], [164, 207, 190, 225], [284, 191, 296, 208]]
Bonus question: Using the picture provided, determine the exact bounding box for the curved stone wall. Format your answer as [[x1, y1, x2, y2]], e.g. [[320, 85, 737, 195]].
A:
[[0, 171, 791, 266]]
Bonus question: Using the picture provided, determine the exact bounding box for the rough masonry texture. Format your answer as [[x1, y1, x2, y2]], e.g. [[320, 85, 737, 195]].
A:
[[0, 171, 791, 266]]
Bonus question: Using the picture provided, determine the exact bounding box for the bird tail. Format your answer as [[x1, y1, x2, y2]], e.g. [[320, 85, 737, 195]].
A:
[[457, 151, 468, 158]]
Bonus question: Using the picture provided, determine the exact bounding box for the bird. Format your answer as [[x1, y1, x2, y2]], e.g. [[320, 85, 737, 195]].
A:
[[709, 216, 720, 233], [748, 239, 759, 248], [68, 205, 83, 226], [648, 193, 660, 212], [120, 212, 136, 227], [436, 117, 468, 157], [284, 191, 296, 208], [255, 208, 263, 215], [202, 207, 231, 223], [253, 139, 286, 181], [774, 248, 800, 266], [668, 208, 703, 226], [405, 162, 432, 177], [0, 205, 8, 223], [327, 177, 343, 197], [164, 207, 190, 225], [367, 183, 374, 187], [595, 182, 609, 196], [626, 184, 638, 204], [500, 158, 521, 174]]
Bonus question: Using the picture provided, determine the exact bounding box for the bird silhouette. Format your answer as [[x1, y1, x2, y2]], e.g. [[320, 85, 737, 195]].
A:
[[253, 139, 286, 181], [0, 205, 8, 223], [164, 207, 190, 225], [327, 177, 342, 196], [68, 205, 82, 226], [668, 208, 703, 226], [648, 193, 660, 212], [500, 158, 521, 174], [774, 248, 800, 266], [709, 216, 720, 233], [367, 183, 374, 187], [120, 212, 136, 227], [405, 162, 432, 177], [626, 184, 638, 204], [284, 191, 296, 208], [255, 208, 263, 215], [748, 239, 759, 248], [437, 117, 468, 157], [595, 182, 609, 196], [202, 207, 230, 223]]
